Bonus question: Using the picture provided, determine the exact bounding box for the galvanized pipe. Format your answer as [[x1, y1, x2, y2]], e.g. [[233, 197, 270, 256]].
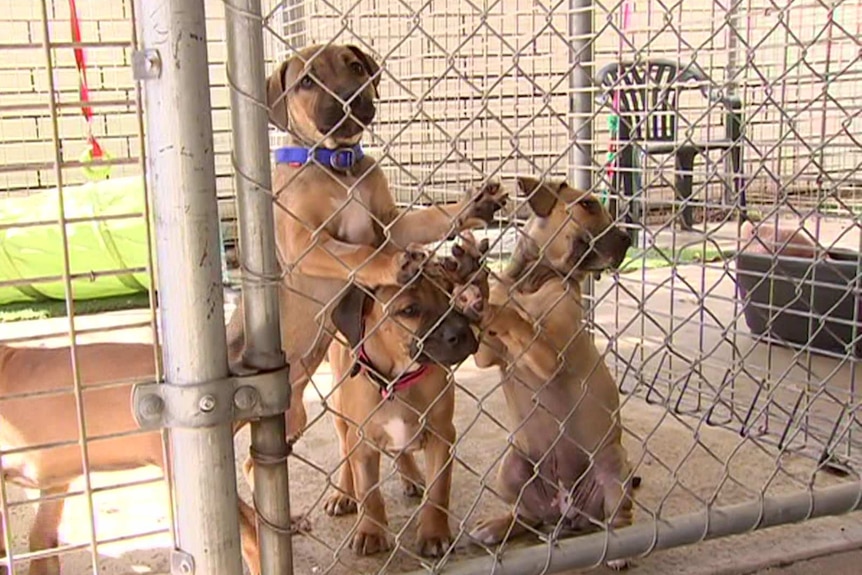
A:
[[223, 0, 294, 573], [440, 481, 862, 575], [568, 0, 596, 318], [568, 0, 594, 194], [137, 1, 244, 573]]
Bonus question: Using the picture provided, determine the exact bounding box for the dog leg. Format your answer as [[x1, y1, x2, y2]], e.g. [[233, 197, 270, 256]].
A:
[[386, 181, 507, 245], [325, 414, 358, 516], [416, 422, 455, 558], [596, 450, 635, 571], [28, 485, 69, 575], [237, 499, 261, 575], [470, 449, 543, 546], [1, 511, 7, 575], [285, 228, 429, 288], [348, 434, 391, 555], [482, 304, 560, 381], [394, 452, 424, 499]]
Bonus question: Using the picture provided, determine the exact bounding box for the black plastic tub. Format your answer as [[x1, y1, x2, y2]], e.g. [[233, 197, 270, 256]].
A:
[[734, 249, 862, 357]]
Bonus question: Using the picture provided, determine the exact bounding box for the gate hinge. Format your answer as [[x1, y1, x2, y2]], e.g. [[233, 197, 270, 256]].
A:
[[132, 364, 290, 430]]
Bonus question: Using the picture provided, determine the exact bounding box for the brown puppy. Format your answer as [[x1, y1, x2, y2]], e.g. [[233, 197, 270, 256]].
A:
[[0, 343, 262, 575], [225, 44, 506, 447], [467, 176, 635, 569], [322, 267, 478, 558]]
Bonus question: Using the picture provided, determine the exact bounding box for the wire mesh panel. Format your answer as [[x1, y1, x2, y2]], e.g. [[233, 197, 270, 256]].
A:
[[0, 0, 173, 572], [241, 0, 862, 573], [3, 0, 862, 574]]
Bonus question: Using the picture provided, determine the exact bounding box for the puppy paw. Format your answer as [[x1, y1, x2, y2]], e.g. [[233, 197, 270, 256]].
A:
[[401, 479, 425, 499], [469, 516, 509, 546], [324, 493, 357, 516], [351, 526, 391, 556], [289, 514, 312, 535], [417, 523, 453, 558], [453, 280, 487, 323], [606, 558, 631, 571], [395, 244, 431, 285], [460, 180, 507, 229], [441, 230, 490, 284]]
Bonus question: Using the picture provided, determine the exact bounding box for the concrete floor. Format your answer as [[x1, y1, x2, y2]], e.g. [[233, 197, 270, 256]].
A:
[[3, 217, 862, 574]]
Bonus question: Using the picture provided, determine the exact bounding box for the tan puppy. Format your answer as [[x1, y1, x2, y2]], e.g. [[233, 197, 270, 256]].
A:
[[225, 44, 506, 447], [0, 343, 262, 575], [322, 261, 479, 558], [467, 176, 635, 568]]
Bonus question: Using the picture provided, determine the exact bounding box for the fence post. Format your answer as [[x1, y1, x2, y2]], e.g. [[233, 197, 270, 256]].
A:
[[224, 0, 294, 573], [568, 0, 594, 194], [136, 1, 244, 573], [569, 0, 597, 314]]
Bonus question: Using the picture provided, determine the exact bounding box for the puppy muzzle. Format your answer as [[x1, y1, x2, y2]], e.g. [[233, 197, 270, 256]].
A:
[[411, 312, 478, 366]]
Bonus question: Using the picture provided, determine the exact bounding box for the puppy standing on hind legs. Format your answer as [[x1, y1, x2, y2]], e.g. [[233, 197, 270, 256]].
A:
[[225, 43, 507, 453], [467, 176, 636, 570]]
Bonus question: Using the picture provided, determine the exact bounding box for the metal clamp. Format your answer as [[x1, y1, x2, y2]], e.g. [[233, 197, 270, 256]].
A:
[[170, 549, 195, 575], [132, 365, 290, 430], [132, 49, 162, 80]]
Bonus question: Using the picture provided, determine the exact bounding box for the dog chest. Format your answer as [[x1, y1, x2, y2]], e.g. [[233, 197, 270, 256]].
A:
[[334, 197, 378, 245], [378, 417, 423, 453]]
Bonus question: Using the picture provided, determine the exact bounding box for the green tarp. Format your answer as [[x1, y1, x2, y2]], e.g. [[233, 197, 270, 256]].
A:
[[0, 177, 153, 305]]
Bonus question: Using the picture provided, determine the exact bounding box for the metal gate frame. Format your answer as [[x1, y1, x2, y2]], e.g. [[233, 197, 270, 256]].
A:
[[134, 0, 292, 573]]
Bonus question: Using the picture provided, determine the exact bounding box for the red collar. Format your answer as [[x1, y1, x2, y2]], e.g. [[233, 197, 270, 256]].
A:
[[350, 343, 432, 400]]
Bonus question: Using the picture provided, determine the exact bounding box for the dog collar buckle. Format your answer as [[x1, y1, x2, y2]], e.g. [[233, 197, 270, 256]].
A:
[[330, 148, 356, 170]]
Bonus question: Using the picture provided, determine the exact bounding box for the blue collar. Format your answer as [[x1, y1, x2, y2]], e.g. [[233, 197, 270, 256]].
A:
[[274, 145, 365, 171]]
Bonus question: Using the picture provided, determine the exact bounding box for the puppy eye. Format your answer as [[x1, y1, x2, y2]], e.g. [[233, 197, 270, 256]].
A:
[[350, 61, 366, 75], [298, 75, 314, 89], [399, 304, 421, 318], [579, 198, 600, 213]]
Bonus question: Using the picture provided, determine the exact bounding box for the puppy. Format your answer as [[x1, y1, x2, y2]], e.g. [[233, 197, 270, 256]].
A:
[[319, 229, 576, 560], [0, 343, 262, 575], [322, 251, 480, 558], [467, 176, 636, 569], [225, 44, 506, 448]]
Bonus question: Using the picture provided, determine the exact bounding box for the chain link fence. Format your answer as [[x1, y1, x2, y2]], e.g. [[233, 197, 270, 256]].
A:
[[2, 0, 862, 574]]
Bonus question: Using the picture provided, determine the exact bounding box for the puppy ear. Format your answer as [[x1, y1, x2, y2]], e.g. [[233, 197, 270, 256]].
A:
[[516, 176, 562, 218], [266, 60, 291, 132], [347, 45, 381, 90], [331, 285, 372, 350]]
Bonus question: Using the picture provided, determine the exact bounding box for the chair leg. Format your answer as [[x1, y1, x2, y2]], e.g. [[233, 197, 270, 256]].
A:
[[614, 143, 640, 247], [675, 148, 698, 231]]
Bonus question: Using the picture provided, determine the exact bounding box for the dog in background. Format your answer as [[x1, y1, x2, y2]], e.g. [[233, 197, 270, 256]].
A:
[[0, 342, 263, 575]]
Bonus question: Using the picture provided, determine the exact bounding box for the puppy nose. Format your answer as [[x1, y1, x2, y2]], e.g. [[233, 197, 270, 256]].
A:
[[338, 88, 361, 106], [440, 324, 464, 347]]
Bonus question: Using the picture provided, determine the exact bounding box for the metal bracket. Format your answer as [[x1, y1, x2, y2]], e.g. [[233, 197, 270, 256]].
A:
[[132, 49, 162, 80], [132, 365, 290, 430], [170, 549, 195, 575]]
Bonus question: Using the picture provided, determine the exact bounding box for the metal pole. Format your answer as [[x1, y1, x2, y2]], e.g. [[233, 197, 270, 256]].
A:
[[569, 0, 596, 317], [725, 0, 741, 98], [136, 1, 244, 574], [568, 0, 594, 193], [224, 0, 294, 573], [438, 481, 862, 575]]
